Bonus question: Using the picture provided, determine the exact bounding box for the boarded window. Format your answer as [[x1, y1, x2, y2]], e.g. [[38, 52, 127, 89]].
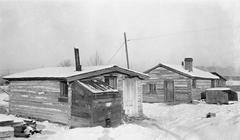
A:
[[149, 84, 156, 94], [192, 79, 196, 88], [104, 76, 117, 89], [59, 82, 68, 102]]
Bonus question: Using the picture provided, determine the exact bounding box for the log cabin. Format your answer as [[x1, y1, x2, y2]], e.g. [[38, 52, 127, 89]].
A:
[[142, 58, 220, 103], [3, 49, 148, 127]]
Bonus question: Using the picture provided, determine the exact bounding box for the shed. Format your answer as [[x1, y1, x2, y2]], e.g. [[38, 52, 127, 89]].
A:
[[205, 88, 238, 104], [71, 79, 121, 127], [142, 58, 219, 103], [3, 65, 148, 127]]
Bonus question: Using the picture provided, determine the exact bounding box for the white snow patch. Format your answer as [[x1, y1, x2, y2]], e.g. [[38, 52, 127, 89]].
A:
[[143, 102, 240, 140], [48, 124, 159, 140], [0, 92, 8, 106], [153, 63, 219, 79], [3, 65, 148, 79]]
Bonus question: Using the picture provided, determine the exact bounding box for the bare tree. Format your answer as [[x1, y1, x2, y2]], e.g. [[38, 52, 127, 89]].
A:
[[58, 59, 72, 67], [88, 52, 103, 66]]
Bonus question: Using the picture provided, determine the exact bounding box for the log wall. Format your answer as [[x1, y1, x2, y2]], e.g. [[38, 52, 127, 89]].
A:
[[192, 79, 212, 100], [143, 67, 192, 103], [9, 80, 70, 124]]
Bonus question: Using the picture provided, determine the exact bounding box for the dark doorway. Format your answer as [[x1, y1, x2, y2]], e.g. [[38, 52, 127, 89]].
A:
[[164, 80, 174, 102]]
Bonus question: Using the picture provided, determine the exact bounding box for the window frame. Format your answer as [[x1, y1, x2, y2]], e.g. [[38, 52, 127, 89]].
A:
[[149, 83, 157, 94], [192, 79, 196, 88], [59, 81, 68, 103], [104, 76, 117, 89]]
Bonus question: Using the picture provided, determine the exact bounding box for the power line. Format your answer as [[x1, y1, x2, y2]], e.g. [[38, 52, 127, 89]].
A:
[[129, 25, 240, 41], [107, 42, 125, 64]]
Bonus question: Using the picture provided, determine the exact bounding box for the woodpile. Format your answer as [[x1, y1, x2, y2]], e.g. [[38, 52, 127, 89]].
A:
[[0, 119, 42, 138]]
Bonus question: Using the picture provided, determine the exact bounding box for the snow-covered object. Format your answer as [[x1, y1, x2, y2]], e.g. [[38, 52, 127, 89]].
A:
[[3, 65, 148, 81], [145, 63, 219, 79], [206, 87, 231, 91]]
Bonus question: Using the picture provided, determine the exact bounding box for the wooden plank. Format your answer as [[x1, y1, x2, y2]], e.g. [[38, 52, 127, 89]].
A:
[[0, 121, 14, 127], [10, 100, 69, 111], [0, 127, 14, 138], [70, 116, 90, 127]]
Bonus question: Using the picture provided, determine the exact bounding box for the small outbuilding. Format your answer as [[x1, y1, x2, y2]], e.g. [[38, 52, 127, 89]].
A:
[[205, 88, 238, 104]]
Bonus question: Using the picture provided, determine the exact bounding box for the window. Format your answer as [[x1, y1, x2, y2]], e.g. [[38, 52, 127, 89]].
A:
[[59, 81, 68, 102], [149, 84, 156, 94], [192, 79, 196, 88], [104, 76, 117, 89], [211, 80, 215, 88]]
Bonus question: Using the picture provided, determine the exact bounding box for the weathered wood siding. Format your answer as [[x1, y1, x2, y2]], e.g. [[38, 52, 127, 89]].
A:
[[196, 80, 212, 89], [9, 80, 69, 124], [143, 66, 192, 103], [205, 90, 229, 104], [192, 79, 212, 100], [71, 81, 122, 127], [118, 76, 143, 117], [70, 81, 91, 127], [122, 78, 143, 117]]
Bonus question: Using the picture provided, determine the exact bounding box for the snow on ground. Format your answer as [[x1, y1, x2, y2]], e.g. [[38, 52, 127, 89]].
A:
[[1, 92, 240, 140], [143, 102, 240, 140], [47, 101, 240, 140]]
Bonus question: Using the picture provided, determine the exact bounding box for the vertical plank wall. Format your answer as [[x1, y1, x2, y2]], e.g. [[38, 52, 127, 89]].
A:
[[9, 80, 70, 124], [118, 76, 143, 117]]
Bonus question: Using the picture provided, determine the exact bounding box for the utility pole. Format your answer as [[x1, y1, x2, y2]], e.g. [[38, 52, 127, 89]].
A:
[[124, 32, 130, 69]]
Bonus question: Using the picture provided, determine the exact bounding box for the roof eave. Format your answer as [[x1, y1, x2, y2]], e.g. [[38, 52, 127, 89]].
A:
[[66, 66, 149, 82], [3, 77, 67, 81], [144, 63, 219, 80]]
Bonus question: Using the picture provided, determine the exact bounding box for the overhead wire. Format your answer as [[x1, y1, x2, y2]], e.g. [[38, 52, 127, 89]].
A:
[[106, 24, 240, 64], [129, 25, 240, 41], [107, 42, 125, 64]]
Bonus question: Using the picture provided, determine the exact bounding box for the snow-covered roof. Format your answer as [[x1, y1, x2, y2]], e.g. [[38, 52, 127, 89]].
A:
[[145, 63, 219, 79], [3, 65, 149, 81]]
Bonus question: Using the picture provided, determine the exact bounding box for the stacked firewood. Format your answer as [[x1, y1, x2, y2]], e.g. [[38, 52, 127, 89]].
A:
[[0, 120, 42, 138], [14, 120, 42, 138]]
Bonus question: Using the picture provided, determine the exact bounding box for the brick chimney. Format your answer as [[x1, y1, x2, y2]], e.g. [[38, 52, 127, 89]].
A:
[[74, 48, 82, 71], [184, 58, 193, 72]]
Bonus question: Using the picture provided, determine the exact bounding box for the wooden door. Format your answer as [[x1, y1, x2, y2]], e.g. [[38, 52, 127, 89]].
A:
[[164, 80, 174, 102]]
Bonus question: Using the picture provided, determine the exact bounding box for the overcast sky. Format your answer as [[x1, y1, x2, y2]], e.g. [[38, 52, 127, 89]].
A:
[[0, 0, 240, 74]]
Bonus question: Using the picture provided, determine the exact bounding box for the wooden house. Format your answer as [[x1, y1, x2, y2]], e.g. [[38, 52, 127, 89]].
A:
[[142, 58, 219, 103], [3, 49, 148, 127], [225, 76, 240, 92], [205, 88, 238, 104], [210, 72, 226, 87]]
